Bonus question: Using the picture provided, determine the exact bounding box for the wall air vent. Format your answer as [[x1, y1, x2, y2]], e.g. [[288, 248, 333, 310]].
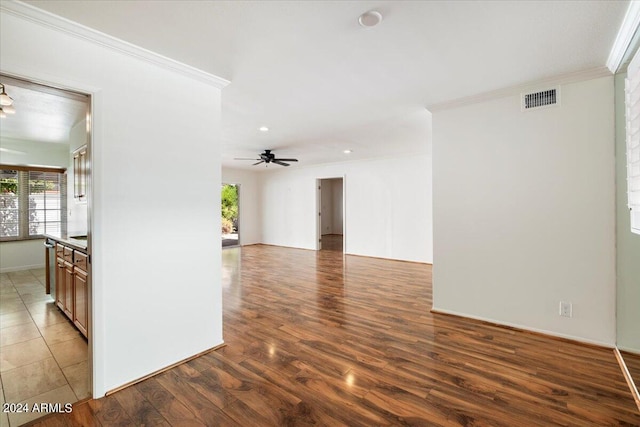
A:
[[522, 87, 560, 111]]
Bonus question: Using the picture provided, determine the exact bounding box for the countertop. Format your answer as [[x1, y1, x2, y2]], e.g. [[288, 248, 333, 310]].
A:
[[44, 233, 88, 252]]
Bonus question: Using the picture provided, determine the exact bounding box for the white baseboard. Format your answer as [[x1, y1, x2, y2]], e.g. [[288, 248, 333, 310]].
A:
[[1, 263, 46, 273], [617, 345, 640, 355], [430, 306, 614, 348]]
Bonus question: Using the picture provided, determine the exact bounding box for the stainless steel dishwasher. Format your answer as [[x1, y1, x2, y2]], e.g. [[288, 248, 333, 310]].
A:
[[44, 238, 56, 295]]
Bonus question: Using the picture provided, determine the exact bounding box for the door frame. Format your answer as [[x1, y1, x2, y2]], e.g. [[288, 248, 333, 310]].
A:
[[316, 175, 346, 252], [0, 72, 94, 397]]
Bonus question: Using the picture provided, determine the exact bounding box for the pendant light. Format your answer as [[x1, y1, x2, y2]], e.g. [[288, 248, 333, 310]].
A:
[[0, 83, 14, 107], [0, 83, 15, 118]]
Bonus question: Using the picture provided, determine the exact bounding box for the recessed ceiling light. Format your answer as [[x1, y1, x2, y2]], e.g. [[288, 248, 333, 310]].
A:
[[343, 149, 353, 154], [358, 10, 383, 27], [259, 126, 269, 132]]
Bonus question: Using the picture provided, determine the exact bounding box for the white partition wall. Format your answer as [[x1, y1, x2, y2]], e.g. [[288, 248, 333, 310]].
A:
[[1, 4, 228, 396], [432, 76, 616, 345], [615, 72, 640, 354], [260, 154, 433, 264]]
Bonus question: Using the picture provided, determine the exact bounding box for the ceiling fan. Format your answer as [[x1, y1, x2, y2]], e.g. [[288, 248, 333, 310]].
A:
[[234, 149, 298, 167]]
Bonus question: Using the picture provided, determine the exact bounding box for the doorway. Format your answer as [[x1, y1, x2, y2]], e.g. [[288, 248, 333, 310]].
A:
[[221, 183, 239, 248], [317, 177, 344, 252], [0, 74, 92, 426]]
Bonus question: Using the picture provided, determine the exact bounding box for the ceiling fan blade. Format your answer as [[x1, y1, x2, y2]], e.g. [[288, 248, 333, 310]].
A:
[[272, 160, 290, 167], [237, 151, 298, 166]]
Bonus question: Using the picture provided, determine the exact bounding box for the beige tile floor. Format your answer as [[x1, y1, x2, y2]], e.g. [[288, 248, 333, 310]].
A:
[[0, 269, 89, 427]]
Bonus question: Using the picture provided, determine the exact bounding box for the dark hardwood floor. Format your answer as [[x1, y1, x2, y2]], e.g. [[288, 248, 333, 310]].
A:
[[620, 350, 640, 411], [31, 245, 640, 426], [621, 351, 640, 388]]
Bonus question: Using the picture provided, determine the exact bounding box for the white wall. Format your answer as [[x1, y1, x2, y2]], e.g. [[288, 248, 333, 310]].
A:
[[0, 240, 44, 273], [320, 179, 331, 234], [331, 179, 343, 234], [0, 138, 68, 167], [1, 8, 225, 396], [222, 167, 261, 245], [432, 76, 616, 345], [320, 178, 342, 235], [260, 154, 432, 263], [615, 72, 640, 353]]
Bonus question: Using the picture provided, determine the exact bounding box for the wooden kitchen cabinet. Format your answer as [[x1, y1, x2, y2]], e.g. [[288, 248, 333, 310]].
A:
[[55, 243, 70, 315], [56, 259, 74, 319], [55, 255, 65, 311], [73, 252, 89, 337], [63, 261, 74, 319], [53, 242, 89, 338]]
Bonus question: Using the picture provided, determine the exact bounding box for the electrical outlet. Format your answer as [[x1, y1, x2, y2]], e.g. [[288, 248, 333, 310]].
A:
[[559, 301, 572, 318]]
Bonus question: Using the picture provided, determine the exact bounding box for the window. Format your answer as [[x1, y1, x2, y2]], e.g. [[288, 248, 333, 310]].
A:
[[626, 48, 640, 235], [0, 166, 66, 241]]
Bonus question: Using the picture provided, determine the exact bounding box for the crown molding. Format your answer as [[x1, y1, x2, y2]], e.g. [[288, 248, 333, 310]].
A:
[[427, 66, 612, 112], [607, 1, 640, 73], [0, 0, 230, 89]]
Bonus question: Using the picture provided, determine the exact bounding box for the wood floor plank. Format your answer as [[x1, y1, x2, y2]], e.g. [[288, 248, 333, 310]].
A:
[[32, 243, 640, 426], [134, 378, 207, 427], [87, 395, 137, 427], [113, 382, 169, 427], [242, 357, 393, 427], [621, 351, 640, 390], [154, 369, 239, 426]]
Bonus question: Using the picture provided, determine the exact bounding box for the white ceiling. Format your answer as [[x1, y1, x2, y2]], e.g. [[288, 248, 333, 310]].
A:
[[0, 81, 87, 145], [18, 0, 631, 169]]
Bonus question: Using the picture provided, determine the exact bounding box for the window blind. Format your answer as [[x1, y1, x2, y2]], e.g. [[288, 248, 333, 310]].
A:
[[625, 49, 640, 234], [0, 167, 66, 240], [0, 169, 20, 238], [27, 170, 66, 236]]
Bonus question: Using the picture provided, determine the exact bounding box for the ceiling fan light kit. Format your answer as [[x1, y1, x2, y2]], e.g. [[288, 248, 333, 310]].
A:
[[0, 83, 15, 118]]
